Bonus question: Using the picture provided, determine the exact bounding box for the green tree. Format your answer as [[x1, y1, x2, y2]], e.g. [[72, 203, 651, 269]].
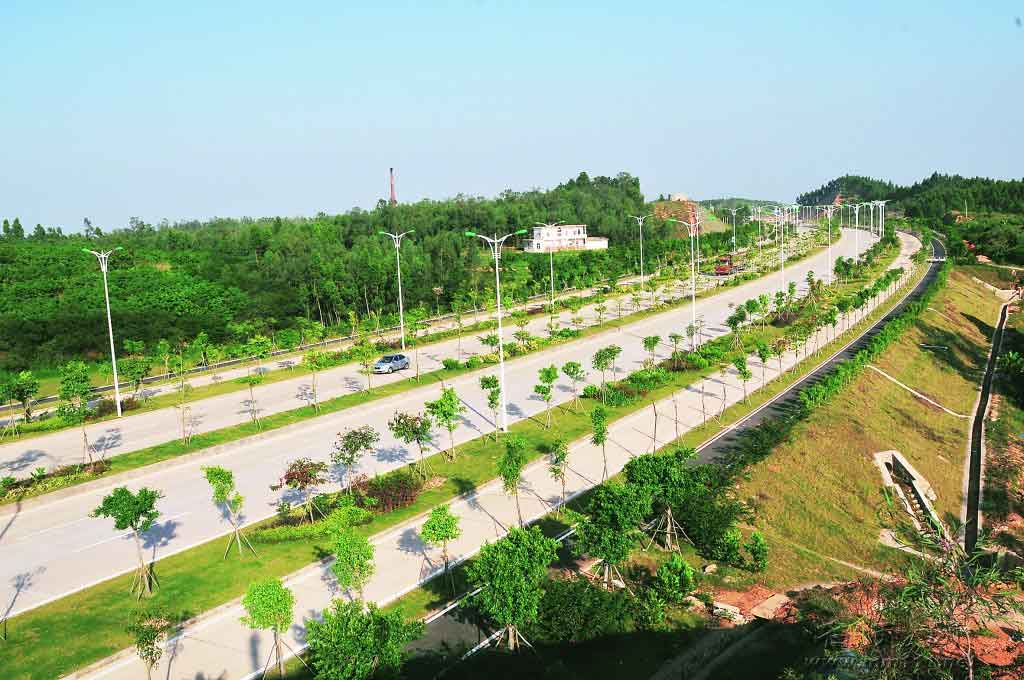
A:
[[642, 335, 661, 367], [240, 578, 295, 677], [420, 505, 461, 593], [591, 347, 613, 399], [303, 350, 332, 411], [467, 526, 559, 651], [331, 425, 380, 492], [272, 458, 329, 523], [305, 599, 424, 680], [91, 487, 162, 596], [387, 411, 433, 469], [575, 483, 650, 589], [425, 387, 465, 461], [331, 528, 375, 601], [10, 370, 40, 422], [591, 405, 610, 481], [498, 435, 529, 527], [202, 465, 258, 559], [561, 361, 586, 412], [126, 606, 173, 680], [755, 341, 772, 388], [534, 364, 558, 428], [478, 374, 501, 440], [732, 356, 752, 403], [353, 340, 377, 391], [58, 360, 94, 465], [548, 438, 570, 513]]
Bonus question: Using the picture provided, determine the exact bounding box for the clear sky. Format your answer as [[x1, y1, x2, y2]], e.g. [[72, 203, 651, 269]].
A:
[[1, 1, 1021, 230]]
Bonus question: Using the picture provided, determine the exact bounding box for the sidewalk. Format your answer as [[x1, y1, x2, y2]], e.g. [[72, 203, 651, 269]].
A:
[[83, 239, 918, 680]]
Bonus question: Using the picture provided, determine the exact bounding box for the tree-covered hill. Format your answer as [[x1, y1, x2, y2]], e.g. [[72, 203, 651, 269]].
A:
[[1, 172, 719, 368], [797, 172, 1024, 218]]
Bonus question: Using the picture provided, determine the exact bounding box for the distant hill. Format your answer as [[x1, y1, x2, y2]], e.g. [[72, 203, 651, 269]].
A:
[[797, 173, 1024, 218]]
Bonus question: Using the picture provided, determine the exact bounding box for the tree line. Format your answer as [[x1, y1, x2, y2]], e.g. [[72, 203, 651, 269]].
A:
[[0, 171, 762, 370]]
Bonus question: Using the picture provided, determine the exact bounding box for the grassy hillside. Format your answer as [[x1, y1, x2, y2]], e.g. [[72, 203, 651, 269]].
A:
[[734, 268, 1002, 588]]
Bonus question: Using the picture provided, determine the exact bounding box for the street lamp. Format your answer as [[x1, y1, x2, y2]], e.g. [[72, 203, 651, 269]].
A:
[[668, 217, 700, 349], [728, 207, 739, 254], [773, 206, 786, 290], [534, 222, 561, 313], [83, 247, 125, 417], [378, 230, 414, 350], [465, 229, 528, 433], [852, 203, 863, 256], [876, 200, 888, 238], [821, 205, 836, 284], [629, 214, 654, 304]]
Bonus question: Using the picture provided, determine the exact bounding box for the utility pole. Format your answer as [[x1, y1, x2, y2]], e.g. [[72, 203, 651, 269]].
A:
[[378, 230, 414, 350], [83, 247, 125, 417], [465, 229, 528, 432]]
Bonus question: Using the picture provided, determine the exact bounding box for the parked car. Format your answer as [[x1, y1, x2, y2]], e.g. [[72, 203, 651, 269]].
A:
[[373, 354, 410, 374]]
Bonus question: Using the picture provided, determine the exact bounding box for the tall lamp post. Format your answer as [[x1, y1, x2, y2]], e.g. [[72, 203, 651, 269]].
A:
[[378, 230, 414, 350], [876, 199, 887, 238], [852, 203, 863, 257], [629, 214, 654, 304], [821, 205, 836, 283], [465, 229, 528, 433], [773, 207, 786, 290], [728, 207, 739, 253], [668, 217, 701, 349], [535, 222, 561, 313], [83, 247, 125, 417]]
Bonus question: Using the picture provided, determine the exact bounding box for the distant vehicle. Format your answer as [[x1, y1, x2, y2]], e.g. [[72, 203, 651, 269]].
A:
[[373, 354, 410, 374], [714, 255, 734, 276]]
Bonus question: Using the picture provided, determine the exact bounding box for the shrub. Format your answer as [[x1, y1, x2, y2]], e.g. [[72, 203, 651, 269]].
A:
[[625, 367, 672, 394], [602, 385, 637, 408], [1, 476, 16, 493], [633, 588, 667, 631], [527, 577, 630, 643], [582, 384, 602, 400], [357, 468, 424, 513], [745, 531, 769, 572], [442, 358, 461, 371], [711, 527, 744, 566], [656, 554, 697, 603], [464, 356, 483, 369], [93, 398, 117, 418]]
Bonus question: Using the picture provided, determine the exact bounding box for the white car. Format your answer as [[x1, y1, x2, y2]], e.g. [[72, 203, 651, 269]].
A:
[[373, 354, 410, 374]]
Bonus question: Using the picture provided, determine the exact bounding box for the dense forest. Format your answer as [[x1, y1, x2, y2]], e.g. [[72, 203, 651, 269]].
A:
[[797, 172, 1024, 218], [0, 172, 756, 369]]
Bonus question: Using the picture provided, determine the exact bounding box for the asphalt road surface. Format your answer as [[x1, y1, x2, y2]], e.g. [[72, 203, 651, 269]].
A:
[[0, 229, 879, 620]]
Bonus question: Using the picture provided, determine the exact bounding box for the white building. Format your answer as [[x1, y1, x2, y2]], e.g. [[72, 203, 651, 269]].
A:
[[521, 224, 608, 253]]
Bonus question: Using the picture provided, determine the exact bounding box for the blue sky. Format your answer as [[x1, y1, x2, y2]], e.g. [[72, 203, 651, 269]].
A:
[[1, 1, 1021, 230]]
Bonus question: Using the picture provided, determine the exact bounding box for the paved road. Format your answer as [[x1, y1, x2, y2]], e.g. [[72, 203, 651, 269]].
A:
[[0, 230, 876, 621], [81, 231, 920, 680], [0, 251, 790, 476]]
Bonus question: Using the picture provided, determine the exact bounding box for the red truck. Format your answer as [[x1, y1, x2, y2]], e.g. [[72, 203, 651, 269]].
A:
[[714, 255, 734, 276]]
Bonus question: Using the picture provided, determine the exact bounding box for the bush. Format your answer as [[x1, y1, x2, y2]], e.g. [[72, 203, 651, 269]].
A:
[[633, 588, 667, 631], [602, 385, 636, 408], [711, 527, 744, 566], [527, 577, 630, 643], [464, 356, 483, 369], [93, 398, 117, 418], [442, 358, 461, 371], [656, 554, 697, 603], [356, 469, 424, 513], [582, 384, 602, 400], [625, 367, 672, 394], [745, 531, 769, 572]]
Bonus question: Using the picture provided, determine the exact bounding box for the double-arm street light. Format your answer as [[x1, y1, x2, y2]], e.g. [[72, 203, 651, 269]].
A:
[[667, 217, 701, 349], [535, 221, 561, 313], [852, 203, 863, 256], [83, 247, 125, 417], [629, 214, 654, 304], [465, 229, 527, 433], [378, 230, 414, 350], [821, 205, 836, 283]]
